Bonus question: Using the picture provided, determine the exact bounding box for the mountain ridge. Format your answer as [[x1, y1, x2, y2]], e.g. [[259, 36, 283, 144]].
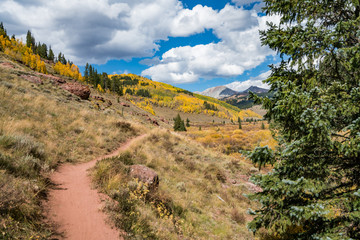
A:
[[199, 85, 269, 99]]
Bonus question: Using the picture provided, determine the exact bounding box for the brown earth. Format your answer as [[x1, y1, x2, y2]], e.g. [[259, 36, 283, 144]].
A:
[[45, 134, 147, 240]]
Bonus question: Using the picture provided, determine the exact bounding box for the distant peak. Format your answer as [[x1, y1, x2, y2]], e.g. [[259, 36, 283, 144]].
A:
[[199, 86, 238, 99]]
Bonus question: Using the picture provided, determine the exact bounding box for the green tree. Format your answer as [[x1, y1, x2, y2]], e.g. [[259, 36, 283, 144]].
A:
[[238, 118, 242, 129], [186, 118, 190, 127], [173, 114, 186, 132], [48, 46, 54, 61], [261, 122, 265, 130], [248, 0, 360, 239], [84, 63, 89, 83], [26, 30, 35, 49]]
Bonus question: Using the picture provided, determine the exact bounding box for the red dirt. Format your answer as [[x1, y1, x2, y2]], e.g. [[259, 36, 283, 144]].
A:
[[45, 134, 147, 240]]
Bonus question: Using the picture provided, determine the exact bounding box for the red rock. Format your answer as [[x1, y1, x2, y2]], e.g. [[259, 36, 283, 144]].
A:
[[21, 75, 43, 84], [1, 62, 15, 69], [35, 73, 66, 84], [129, 165, 159, 189], [61, 83, 90, 100]]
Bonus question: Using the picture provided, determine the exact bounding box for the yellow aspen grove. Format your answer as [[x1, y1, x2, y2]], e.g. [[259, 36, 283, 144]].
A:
[[0, 35, 47, 74]]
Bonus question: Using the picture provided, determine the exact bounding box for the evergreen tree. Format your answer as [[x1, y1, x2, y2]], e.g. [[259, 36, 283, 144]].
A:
[[173, 114, 186, 131], [261, 122, 265, 130], [26, 30, 35, 49], [38, 43, 47, 59], [248, 1, 360, 239], [48, 46, 54, 61], [84, 63, 89, 83], [186, 118, 190, 127]]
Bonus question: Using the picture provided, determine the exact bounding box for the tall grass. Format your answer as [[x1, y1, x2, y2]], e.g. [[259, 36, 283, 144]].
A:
[[93, 129, 256, 239], [0, 58, 142, 238]]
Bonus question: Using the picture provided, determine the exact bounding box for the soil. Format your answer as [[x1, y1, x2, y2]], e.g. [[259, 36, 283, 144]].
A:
[[45, 134, 147, 240]]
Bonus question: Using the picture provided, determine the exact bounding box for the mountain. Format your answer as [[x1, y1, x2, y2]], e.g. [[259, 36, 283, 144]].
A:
[[199, 85, 269, 100], [242, 86, 269, 94], [198, 86, 238, 99]]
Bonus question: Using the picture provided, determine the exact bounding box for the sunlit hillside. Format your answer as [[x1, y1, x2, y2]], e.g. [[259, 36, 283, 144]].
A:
[[108, 74, 262, 121]]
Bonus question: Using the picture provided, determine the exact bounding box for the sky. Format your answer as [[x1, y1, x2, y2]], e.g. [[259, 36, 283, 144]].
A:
[[0, 0, 280, 92]]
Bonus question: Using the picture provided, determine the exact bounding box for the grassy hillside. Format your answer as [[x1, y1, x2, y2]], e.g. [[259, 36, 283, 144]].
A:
[[108, 74, 262, 121], [0, 35, 271, 239], [0, 52, 146, 238], [92, 130, 258, 239]]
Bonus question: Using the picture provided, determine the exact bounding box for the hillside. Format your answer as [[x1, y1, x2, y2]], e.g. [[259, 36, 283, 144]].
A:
[[104, 74, 262, 122], [0, 39, 271, 239]]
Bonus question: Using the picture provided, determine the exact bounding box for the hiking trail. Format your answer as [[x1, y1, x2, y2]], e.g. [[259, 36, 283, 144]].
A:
[[46, 134, 147, 240]]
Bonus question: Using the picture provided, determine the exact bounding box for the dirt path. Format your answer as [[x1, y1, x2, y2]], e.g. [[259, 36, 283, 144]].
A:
[[45, 134, 147, 240]]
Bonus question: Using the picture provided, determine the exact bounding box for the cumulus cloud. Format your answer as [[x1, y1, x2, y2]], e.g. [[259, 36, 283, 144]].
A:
[[142, 5, 279, 84], [0, 0, 279, 84], [225, 70, 271, 92], [0, 0, 183, 64]]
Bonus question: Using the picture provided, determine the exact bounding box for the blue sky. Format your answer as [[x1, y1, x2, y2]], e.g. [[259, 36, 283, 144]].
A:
[[0, 0, 280, 92]]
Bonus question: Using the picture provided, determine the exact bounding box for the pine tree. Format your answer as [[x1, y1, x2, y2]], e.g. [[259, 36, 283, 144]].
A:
[[48, 46, 54, 61], [248, 1, 360, 239], [186, 118, 190, 127], [261, 122, 265, 130], [238, 117, 242, 129], [84, 63, 89, 83], [26, 30, 35, 49], [173, 114, 186, 131]]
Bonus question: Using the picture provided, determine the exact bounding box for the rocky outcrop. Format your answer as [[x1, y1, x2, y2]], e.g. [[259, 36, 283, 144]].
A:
[[129, 165, 159, 189], [0, 62, 15, 69], [35, 73, 66, 84], [21, 75, 43, 85], [61, 83, 90, 100]]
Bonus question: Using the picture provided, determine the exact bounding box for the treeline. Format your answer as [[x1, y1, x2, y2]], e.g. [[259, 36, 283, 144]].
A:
[[84, 64, 151, 97], [0, 23, 47, 73], [26, 30, 72, 65]]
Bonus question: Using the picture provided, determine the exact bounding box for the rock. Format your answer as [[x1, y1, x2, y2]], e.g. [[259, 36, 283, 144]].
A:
[[160, 117, 169, 124], [120, 102, 130, 107], [35, 73, 66, 84], [21, 75, 43, 85], [152, 119, 159, 126], [129, 165, 159, 189], [93, 96, 105, 102], [61, 83, 90, 100], [0, 62, 15, 69]]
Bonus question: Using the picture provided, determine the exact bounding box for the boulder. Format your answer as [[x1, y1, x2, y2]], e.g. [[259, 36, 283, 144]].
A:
[[62, 83, 90, 100], [129, 165, 159, 189]]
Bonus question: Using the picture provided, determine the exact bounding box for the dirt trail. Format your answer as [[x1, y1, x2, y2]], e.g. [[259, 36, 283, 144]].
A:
[[46, 134, 147, 240]]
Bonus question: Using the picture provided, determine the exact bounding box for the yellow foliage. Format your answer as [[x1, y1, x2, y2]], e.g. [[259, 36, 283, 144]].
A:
[[97, 84, 104, 92], [53, 62, 83, 81], [0, 35, 47, 74]]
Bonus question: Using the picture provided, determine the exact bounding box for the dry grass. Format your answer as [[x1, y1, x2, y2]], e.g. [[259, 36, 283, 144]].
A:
[[185, 122, 276, 155], [0, 55, 144, 238], [93, 129, 257, 239]]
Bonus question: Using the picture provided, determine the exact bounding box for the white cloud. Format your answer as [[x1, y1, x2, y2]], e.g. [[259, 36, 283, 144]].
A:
[[0, 0, 279, 83], [142, 5, 279, 84], [225, 70, 271, 91]]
